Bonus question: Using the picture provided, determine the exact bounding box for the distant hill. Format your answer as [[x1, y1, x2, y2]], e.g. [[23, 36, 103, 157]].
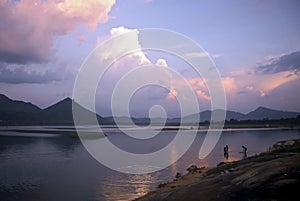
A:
[[170, 107, 300, 124], [245, 106, 300, 120], [0, 94, 103, 125], [0, 94, 41, 113], [0, 93, 299, 125], [0, 94, 43, 124], [173, 110, 247, 123], [41, 97, 105, 125]]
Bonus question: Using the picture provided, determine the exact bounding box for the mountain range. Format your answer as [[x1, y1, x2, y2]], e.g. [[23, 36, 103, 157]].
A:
[[0, 94, 299, 125]]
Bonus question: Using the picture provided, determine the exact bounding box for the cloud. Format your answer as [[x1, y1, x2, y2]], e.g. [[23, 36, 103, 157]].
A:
[[222, 77, 237, 95], [195, 89, 211, 101], [259, 90, 266, 97], [246, 85, 254, 91], [95, 26, 168, 115], [218, 67, 300, 112], [156, 58, 168, 67], [0, 0, 116, 64], [97, 26, 151, 65], [256, 50, 300, 75], [226, 65, 300, 101], [94, 26, 216, 116], [183, 52, 208, 58], [211, 53, 223, 59], [167, 88, 177, 100], [76, 34, 85, 43], [0, 63, 63, 84], [183, 52, 222, 60], [166, 77, 211, 102]]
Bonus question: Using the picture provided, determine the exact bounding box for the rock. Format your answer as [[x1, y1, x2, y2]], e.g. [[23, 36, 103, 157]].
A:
[[158, 183, 167, 188], [217, 162, 227, 166], [186, 165, 204, 174], [222, 168, 234, 174], [175, 172, 182, 179]]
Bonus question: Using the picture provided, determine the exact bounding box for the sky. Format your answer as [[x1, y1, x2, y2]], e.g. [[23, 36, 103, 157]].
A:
[[0, 0, 300, 117]]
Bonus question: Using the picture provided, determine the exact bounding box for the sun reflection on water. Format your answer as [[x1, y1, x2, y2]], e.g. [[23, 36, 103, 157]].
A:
[[98, 173, 159, 201], [170, 144, 179, 176]]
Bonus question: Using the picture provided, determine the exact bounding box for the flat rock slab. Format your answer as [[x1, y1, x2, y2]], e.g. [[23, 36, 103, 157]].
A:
[[136, 139, 300, 201]]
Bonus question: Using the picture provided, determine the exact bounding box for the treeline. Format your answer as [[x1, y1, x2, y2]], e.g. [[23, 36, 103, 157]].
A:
[[198, 115, 300, 128]]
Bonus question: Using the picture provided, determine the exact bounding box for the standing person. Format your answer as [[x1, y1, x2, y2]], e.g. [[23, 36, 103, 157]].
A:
[[224, 145, 229, 159]]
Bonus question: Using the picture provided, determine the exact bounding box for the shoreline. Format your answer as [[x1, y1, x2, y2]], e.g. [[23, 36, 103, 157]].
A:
[[134, 166, 212, 201], [0, 126, 298, 139], [0, 124, 299, 131], [134, 139, 300, 201]]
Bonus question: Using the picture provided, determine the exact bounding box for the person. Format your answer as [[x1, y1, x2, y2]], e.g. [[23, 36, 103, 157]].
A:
[[224, 145, 229, 159], [241, 145, 247, 153], [241, 145, 247, 159]]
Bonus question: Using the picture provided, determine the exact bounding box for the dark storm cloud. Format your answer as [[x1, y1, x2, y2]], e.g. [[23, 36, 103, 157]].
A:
[[0, 49, 47, 64], [256, 51, 300, 75], [0, 63, 62, 84]]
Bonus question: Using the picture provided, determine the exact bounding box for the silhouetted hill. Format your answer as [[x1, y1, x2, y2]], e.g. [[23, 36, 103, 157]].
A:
[[0, 94, 42, 125], [0, 94, 103, 125], [246, 106, 300, 120], [173, 107, 300, 124], [41, 97, 106, 125], [0, 93, 300, 125], [41, 98, 74, 124], [172, 110, 247, 123], [0, 94, 41, 113]]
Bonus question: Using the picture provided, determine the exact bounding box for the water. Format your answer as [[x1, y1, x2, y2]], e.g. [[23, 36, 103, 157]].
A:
[[0, 126, 299, 201]]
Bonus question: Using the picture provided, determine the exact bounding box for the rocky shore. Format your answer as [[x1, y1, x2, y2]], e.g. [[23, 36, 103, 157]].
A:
[[135, 139, 300, 201]]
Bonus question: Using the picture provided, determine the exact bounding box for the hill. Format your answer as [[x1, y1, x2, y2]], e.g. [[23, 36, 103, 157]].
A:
[[246, 106, 300, 120], [0, 94, 103, 125], [41, 97, 105, 125], [0, 93, 299, 125], [174, 107, 300, 124], [0, 94, 41, 113]]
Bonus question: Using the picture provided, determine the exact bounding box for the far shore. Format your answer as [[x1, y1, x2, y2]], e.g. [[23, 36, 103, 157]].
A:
[[158, 126, 300, 131], [0, 125, 299, 136]]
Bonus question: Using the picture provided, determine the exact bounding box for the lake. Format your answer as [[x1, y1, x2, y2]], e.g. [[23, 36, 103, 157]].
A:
[[0, 126, 299, 201]]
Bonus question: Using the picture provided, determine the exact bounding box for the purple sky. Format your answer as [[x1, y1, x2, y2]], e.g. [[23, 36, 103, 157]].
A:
[[0, 0, 300, 117]]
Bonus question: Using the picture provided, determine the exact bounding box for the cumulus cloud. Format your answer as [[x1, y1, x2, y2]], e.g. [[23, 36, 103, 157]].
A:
[[256, 50, 300, 75], [155, 58, 168, 67], [94, 26, 221, 116], [0, 0, 116, 64], [97, 26, 151, 66]]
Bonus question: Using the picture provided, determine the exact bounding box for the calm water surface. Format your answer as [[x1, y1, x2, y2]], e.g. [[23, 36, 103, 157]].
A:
[[0, 126, 299, 201]]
